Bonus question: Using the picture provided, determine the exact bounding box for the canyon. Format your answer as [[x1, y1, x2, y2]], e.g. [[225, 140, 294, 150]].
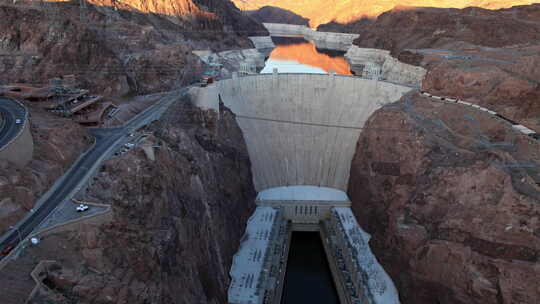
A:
[[0, 1, 539, 304]]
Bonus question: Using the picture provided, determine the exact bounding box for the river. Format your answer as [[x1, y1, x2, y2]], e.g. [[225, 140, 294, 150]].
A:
[[280, 231, 340, 304]]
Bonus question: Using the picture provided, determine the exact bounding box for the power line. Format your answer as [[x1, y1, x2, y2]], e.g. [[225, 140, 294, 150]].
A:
[[235, 114, 412, 132]]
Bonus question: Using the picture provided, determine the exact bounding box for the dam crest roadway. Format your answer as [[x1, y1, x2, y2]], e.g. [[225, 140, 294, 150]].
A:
[[191, 72, 411, 304]]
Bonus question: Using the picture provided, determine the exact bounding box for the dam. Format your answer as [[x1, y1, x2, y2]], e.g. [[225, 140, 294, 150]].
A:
[[192, 73, 412, 304], [193, 73, 412, 304]]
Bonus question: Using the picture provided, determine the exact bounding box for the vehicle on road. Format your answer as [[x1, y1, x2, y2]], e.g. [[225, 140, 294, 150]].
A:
[[200, 75, 214, 87], [76, 204, 89, 212], [15, 119, 21, 124], [0, 245, 14, 255]]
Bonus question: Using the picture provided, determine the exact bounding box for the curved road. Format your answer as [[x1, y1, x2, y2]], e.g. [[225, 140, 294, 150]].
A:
[[0, 97, 26, 149], [0, 88, 186, 257]]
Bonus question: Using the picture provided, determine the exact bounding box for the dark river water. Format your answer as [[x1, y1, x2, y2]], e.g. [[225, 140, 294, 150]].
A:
[[262, 37, 352, 75], [280, 231, 340, 304]]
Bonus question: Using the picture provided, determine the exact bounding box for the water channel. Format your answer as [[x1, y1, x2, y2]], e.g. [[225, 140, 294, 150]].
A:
[[280, 231, 340, 304]]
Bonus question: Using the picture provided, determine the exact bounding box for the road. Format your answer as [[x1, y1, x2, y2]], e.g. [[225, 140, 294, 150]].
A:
[[0, 88, 187, 257], [0, 97, 26, 149]]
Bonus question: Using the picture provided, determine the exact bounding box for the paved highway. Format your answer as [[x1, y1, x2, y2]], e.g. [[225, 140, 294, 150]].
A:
[[0, 97, 27, 150], [0, 88, 186, 257]]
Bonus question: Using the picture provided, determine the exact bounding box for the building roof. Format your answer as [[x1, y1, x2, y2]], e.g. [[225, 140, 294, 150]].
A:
[[228, 207, 278, 304], [257, 185, 349, 201], [333, 207, 400, 304]]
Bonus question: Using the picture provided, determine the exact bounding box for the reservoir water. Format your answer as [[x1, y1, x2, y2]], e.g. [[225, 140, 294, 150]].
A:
[[262, 37, 352, 75], [280, 231, 340, 304]]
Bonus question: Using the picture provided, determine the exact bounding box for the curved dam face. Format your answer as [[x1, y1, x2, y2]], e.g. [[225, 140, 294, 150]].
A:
[[194, 74, 413, 192]]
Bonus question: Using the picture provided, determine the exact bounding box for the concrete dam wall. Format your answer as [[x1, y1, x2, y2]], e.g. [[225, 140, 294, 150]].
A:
[[193, 74, 413, 192]]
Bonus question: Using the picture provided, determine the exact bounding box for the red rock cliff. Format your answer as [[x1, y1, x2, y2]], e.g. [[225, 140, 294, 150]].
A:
[[348, 93, 540, 304]]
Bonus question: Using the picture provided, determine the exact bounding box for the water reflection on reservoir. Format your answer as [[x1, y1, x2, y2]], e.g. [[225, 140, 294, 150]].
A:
[[262, 37, 352, 75]]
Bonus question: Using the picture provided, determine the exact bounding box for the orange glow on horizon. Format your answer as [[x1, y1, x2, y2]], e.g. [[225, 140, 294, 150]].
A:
[[269, 42, 352, 75]]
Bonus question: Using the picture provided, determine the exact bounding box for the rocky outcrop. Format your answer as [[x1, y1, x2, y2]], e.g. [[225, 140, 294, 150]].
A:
[[316, 18, 373, 34], [348, 4, 540, 129], [352, 4, 540, 56], [232, 0, 537, 28], [0, 0, 265, 96], [421, 44, 540, 132], [348, 94, 540, 304], [247, 6, 309, 26], [31, 98, 257, 303]]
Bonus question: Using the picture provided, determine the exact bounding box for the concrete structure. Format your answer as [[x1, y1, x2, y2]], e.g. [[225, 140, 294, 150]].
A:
[[322, 208, 400, 304], [193, 48, 266, 76], [345, 46, 426, 86], [230, 186, 400, 304], [262, 23, 359, 52], [0, 98, 33, 166], [195, 74, 413, 192], [362, 62, 381, 80], [248, 36, 276, 51], [257, 186, 350, 228], [239, 60, 257, 75], [228, 207, 290, 304]]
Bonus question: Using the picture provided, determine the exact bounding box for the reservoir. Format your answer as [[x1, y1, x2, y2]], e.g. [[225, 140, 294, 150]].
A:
[[262, 37, 352, 75], [280, 231, 340, 304]]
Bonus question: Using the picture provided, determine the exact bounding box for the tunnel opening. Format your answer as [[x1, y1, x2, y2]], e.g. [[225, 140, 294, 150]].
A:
[[280, 231, 340, 304]]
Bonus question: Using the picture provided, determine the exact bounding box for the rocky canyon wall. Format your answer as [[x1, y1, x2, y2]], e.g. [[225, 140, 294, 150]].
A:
[[32, 98, 257, 303], [0, 0, 265, 96], [233, 0, 537, 28], [348, 93, 540, 304]]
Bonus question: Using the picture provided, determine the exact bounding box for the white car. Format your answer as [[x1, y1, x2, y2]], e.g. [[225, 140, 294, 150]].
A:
[[15, 119, 22, 124], [76, 204, 89, 212]]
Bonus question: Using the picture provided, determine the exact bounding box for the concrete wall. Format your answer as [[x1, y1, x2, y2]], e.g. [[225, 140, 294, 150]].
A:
[[197, 74, 412, 192], [263, 23, 359, 52], [0, 116, 33, 167], [248, 36, 276, 50]]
